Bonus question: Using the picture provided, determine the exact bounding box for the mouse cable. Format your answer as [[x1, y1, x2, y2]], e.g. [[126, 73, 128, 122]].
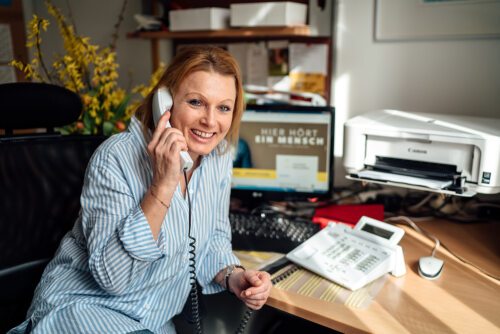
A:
[[386, 216, 500, 281], [184, 171, 202, 334], [438, 241, 500, 281], [386, 216, 440, 257]]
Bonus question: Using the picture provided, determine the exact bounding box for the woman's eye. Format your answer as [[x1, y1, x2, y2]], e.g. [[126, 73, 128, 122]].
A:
[[219, 105, 231, 112], [188, 99, 202, 107]]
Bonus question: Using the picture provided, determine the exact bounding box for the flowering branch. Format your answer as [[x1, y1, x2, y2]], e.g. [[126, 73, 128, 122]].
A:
[[34, 19, 52, 82], [9, 0, 163, 136], [110, 0, 128, 51]]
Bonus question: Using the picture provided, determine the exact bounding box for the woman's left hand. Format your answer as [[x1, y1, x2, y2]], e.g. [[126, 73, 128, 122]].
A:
[[229, 269, 272, 310]]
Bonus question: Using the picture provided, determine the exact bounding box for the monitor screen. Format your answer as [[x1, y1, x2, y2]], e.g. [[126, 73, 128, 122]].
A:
[[231, 104, 334, 203]]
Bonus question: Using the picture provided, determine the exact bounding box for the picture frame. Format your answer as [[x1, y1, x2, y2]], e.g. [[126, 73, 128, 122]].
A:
[[375, 0, 500, 41]]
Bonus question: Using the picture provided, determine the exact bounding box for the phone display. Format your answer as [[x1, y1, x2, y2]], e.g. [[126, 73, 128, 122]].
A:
[[152, 87, 193, 172]]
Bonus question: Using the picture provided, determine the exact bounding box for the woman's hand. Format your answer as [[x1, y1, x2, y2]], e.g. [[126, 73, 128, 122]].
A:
[[229, 269, 272, 310], [147, 110, 188, 196]]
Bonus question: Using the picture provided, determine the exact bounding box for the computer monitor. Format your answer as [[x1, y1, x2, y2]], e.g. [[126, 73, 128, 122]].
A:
[[231, 104, 335, 206]]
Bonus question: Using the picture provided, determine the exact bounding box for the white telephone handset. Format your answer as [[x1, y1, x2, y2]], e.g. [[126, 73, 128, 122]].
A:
[[152, 87, 193, 172]]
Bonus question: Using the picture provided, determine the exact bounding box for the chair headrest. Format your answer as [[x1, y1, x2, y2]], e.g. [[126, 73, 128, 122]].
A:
[[0, 82, 82, 129]]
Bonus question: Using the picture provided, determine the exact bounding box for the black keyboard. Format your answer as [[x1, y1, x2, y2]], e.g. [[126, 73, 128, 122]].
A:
[[229, 211, 321, 253]]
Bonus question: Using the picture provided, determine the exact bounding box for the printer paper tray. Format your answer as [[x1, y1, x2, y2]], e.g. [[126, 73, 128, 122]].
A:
[[347, 171, 476, 197], [358, 170, 452, 189]]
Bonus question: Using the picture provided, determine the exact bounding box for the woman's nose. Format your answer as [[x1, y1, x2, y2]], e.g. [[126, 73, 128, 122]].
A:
[[202, 107, 216, 127]]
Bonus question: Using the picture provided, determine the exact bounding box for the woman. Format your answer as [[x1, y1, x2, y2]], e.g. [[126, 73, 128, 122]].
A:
[[10, 46, 272, 334]]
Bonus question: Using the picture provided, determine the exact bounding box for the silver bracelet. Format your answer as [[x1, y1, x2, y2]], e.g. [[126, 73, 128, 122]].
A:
[[224, 264, 245, 294]]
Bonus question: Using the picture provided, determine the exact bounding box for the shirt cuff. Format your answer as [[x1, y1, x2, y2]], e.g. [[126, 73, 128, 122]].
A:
[[198, 251, 241, 294]]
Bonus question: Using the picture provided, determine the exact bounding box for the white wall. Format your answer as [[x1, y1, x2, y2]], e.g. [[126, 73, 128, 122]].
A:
[[333, 0, 500, 186]]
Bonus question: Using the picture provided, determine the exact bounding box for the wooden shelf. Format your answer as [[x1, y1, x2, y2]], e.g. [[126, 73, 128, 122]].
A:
[[127, 26, 311, 40], [126, 23, 332, 104]]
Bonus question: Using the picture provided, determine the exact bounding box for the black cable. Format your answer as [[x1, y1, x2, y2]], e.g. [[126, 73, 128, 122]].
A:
[[234, 264, 302, 334], [184, 171, 202, 334], [235, 309, 254, 334], [184, 170, 278, 334], [433, 196, 452, 214]]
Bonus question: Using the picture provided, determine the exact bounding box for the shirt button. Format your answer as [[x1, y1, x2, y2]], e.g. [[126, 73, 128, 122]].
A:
[[144, 303, 150, 310]]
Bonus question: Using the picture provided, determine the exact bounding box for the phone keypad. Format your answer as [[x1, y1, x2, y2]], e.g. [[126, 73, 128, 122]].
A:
[[288, 224, 398, 290], [320, 233, 389, 275]]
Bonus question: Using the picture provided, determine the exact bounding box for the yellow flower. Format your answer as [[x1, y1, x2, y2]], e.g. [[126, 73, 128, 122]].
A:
[[10, 0, 161, 136], [81, 94, 92, 106]]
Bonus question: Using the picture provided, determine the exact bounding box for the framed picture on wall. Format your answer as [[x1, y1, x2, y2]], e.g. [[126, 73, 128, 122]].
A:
[[375, 0, 500, 41]]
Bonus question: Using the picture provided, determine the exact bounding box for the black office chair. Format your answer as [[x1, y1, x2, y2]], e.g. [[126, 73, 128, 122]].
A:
[[0, 82, 106, 332]]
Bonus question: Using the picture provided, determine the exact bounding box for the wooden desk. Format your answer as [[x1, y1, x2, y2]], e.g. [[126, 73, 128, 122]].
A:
[[266, 219, 500, 333]]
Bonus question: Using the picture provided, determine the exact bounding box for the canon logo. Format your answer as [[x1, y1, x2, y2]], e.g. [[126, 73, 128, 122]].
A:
[[408, 148, 427, 154]]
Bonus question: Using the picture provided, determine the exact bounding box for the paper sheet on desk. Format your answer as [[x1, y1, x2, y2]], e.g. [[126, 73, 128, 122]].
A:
[[358, 170, 452, 190], [272, 264, 387, 309], [234, 250, 285, 271]]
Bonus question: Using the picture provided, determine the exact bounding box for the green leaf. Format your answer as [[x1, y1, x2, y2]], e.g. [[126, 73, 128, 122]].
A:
[[83, 111, 93, 129], [103, 121, 114, 136], [113, 95, 131, 120], [56, 126, 70, 135]]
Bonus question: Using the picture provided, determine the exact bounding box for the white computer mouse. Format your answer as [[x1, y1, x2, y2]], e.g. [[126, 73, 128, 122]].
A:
[[418, 256, 444, 280]]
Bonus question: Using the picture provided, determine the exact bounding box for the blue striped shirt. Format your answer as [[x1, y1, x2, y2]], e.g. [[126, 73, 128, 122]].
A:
[[9, 117, 240, 334]]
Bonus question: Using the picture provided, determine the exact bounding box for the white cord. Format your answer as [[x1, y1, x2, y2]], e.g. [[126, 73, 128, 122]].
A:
[[407, 193, 434, 212], [386, 216, 441, 257], [386, 214, 500, 281]]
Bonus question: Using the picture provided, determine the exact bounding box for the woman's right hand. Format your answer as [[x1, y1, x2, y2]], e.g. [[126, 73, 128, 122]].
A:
[[147, 110, 188, 197]]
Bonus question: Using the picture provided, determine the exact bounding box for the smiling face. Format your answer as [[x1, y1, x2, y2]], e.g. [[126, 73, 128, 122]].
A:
[[169, 70, 236, 162]]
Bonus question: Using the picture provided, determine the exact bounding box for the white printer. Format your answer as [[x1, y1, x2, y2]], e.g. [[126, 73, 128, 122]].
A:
[[343, 110, 500, 196]]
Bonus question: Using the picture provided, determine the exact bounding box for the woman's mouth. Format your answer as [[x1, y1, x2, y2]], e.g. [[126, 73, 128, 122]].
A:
[[191, 129, 215, 139]]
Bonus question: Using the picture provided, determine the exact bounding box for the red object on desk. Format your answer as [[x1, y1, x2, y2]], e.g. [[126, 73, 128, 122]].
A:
[[313, 204, 385, 229]]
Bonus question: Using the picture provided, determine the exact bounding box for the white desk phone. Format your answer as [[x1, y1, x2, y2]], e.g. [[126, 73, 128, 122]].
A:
[[152, 87, 193, 172], [287, 216, 406, 291]]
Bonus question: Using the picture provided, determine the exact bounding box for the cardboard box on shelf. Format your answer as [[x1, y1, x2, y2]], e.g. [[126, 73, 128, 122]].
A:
[[169, 7, 230, 31], [230, 2, 307, 27]]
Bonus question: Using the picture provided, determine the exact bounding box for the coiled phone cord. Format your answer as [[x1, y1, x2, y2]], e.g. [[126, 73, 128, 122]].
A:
[[184, 171, 202, 334], [235, 265, 300, 334], [235, 308, 253, 334], [184, 170, 255, 334]]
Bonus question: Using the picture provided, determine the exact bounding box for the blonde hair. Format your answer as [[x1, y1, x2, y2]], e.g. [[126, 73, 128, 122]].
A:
[[135, 46, 245, 148]]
